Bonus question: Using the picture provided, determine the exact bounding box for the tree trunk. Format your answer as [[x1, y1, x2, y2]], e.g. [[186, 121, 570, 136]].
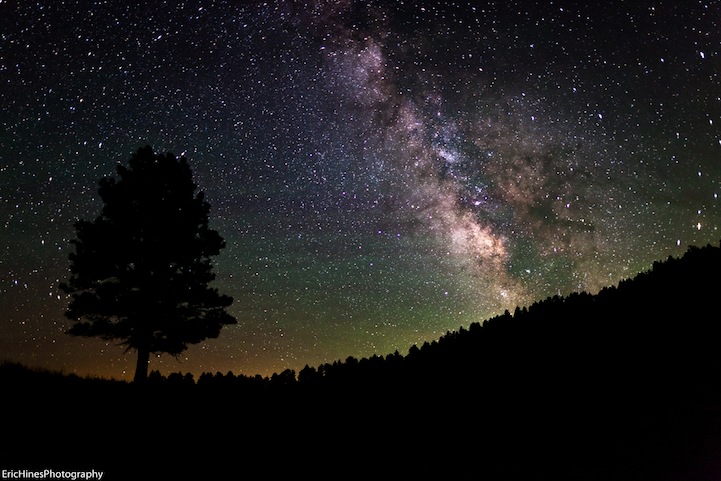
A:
[[134, 345, 150, 384]]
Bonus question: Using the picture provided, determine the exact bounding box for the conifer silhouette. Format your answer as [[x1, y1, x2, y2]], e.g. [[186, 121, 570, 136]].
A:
[[60, 146, 235, 383]]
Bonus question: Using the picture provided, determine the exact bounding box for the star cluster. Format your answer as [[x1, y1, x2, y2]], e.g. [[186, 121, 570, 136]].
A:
[[1, 0, 719, 379]]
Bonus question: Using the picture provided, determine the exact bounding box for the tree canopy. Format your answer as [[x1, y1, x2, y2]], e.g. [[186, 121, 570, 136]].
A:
[[60, 146, 236, 383]]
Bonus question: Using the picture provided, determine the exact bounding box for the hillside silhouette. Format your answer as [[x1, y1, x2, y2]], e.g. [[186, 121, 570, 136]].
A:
[[4, 243, 721, 480]]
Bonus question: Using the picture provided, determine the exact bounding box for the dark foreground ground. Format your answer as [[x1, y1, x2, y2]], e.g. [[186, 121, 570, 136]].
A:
[[4, 361, 721, 481]]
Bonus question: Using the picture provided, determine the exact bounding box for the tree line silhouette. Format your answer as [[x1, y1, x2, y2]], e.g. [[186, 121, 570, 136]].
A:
[[10, 240, 715, 403]]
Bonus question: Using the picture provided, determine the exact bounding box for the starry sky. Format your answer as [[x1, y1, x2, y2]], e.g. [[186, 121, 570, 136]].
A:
[[1, 0, 720, 380]]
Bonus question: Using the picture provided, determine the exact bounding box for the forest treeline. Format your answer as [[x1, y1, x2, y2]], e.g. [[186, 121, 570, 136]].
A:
[[4, 242, 721, 399]]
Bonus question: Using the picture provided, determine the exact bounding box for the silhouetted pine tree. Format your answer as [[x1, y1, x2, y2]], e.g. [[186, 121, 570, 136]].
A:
[[60, 146, 235, 383]]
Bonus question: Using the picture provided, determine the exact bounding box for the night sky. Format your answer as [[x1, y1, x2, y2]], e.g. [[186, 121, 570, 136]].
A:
[[2, 0, 719, 380]]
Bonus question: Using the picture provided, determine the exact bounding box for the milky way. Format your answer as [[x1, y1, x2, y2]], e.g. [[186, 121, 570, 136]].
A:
[[2, 1, 720, 378]]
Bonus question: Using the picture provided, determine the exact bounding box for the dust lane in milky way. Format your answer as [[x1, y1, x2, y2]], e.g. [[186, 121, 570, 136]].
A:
[[1, 1, 719, 378]]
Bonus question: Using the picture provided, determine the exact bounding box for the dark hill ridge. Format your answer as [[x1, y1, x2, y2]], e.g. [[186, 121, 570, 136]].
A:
[[280, 242, 721, 401], [4, 243, 721, 480]]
